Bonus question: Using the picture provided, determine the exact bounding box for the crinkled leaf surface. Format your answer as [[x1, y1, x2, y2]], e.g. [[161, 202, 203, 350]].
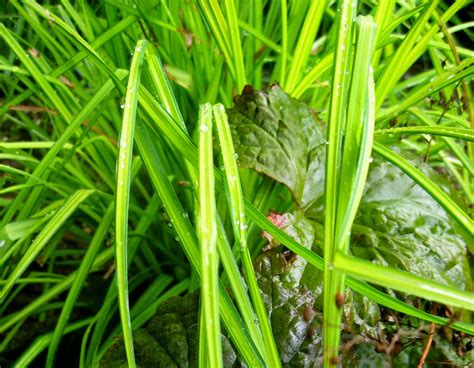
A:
[[227, 85, 326, 206], [352, 158, 472, 290], [228, 86, 472, 290]]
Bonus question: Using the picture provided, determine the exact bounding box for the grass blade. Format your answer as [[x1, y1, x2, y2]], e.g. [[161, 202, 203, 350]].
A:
[[334, 252, 474, 310], [114, 39, 148, 368], [214, 104, 280, 367], [198, 104, 223, 367], [0, 189, 93, 300], [373, 142, 473, 237], [45, 204, 114, 368]]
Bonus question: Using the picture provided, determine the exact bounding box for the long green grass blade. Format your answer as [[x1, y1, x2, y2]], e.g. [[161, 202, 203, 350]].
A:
[[334, 252, 474, 310], [213, 104, 280, 367], [198, 103, 223, 367], [0, 190, 93, 300], [373, 142, 473, 237], [114, 39, 148, 368]]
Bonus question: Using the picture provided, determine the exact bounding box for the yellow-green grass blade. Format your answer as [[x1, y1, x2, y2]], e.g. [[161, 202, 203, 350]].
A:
[[0, 189, 93, 300], [333, 252, 474, 310], [323, 0, 358, 364], [198, 103, 223, 368], [45, 204, 114, 368], [375, 126, 474, 141], [134, 121, 265, 366], [245, 202, 474, 335], [285, 0, 328, 93], [136, 83, 474, 336], [375, 0, 439, 109], [115, 39, 148, 368], [373, 142, 473, 239], [214, 104, 280, 367], [14, 318, 94, 367], [1, 70, 128, 226], [376, 58, 474, 125]]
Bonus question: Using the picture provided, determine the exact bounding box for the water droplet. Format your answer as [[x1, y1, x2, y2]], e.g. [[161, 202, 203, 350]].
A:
[[240, 223, 248, 231], [233, 153, 238, 159], [120, 104, 125, 109], [182, 212, 189, 218], [175, 236, 179, 241], [368, 156, 373, 163], [0, 240, 5, 248], [239, 212, 245, 218], [167, 222, 172, 227], [325, 140, 329, 145], [135, 46, 142, 52], [199, 124, 209, 133]]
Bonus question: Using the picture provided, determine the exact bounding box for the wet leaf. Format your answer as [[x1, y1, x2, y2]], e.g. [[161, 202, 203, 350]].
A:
[[227, 85, 326, 206]]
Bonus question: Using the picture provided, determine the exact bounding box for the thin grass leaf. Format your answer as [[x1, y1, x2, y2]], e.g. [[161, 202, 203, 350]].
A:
[[0, 189, 93, 300], [114, 39, 148, 368], [285, 0, 327, 92], [373, 142, 473, 237], [376, 58, 474, 124], [223, 0, 247, 89], [45, 204, 114, 368], [375, 125, 474, 141], [198, 103, 223, 367], [323, 0, 358, 364], [375, 1, 439, 108], [14, 318, 94, 367], [214, 104, 280, 367], [134, 121, 265, 366], [334, 252, 474, 310]]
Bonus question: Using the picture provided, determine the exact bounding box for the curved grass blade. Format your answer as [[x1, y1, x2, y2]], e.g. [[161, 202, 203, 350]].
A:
[[136, 82, 474, 337], [334, 252, 474, 310], [198, 104, 223, 367], [114, 39, 148, 368], [373, 142, 473, 237], [134, 121, 265, 366], [14, 318, 94, 367], [0, 189, 93, 300], [244, 202, 474, 335], [285, 0, 328, 93], [323, 0, 358, 364], [375, 125, 474, 141], [214, 104, 280, 367], [45, 204, 114, 368], [376, 57, 474, 124]]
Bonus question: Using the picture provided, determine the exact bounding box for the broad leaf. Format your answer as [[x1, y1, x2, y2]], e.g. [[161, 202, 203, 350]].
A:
[[227, 85, 326, 206]]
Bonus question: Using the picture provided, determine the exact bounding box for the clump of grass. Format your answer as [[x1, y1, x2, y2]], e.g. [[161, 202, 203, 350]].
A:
[[0, 0, 473, 366]]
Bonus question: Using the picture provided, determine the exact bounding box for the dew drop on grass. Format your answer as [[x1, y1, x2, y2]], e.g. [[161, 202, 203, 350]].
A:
[[199, 124, 209, 133], [368, 156, 373, 163], [182, 212, 189, 218], [240, 223, 248, 231], [0, 240, 5, 248], [120, 104, 125, 109], [135, 46, 142, 52], [233, 153, 238, 159]]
